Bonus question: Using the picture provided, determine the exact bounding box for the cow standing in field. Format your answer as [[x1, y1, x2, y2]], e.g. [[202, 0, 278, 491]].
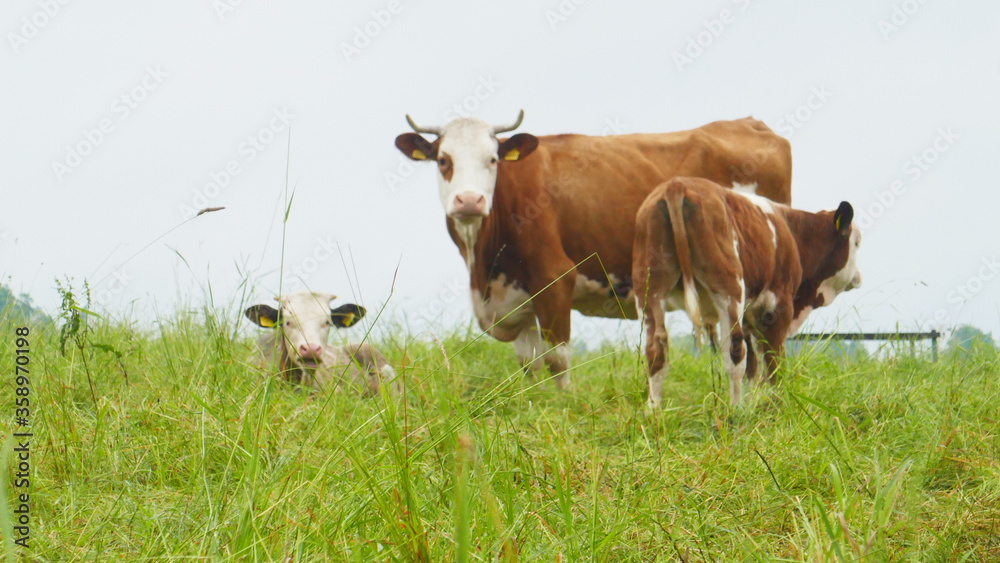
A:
[[633, 177, 863, 407], [395, 111, 792, 388], [245, 292, 395, 395]]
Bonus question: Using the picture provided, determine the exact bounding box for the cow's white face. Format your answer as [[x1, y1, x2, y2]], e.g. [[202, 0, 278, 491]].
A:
[[818, 226, 863, 303], [435, 118, 502, 221], [395, 111, 539, 225], [245, 292, 365, 369], [788, 205, 863, 335], [276, 292, 336, 367]]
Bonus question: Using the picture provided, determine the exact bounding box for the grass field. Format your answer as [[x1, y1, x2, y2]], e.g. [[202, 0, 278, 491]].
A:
[[2, 303, 999, 562]]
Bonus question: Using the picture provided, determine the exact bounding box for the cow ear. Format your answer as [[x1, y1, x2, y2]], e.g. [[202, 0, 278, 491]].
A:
[[395, 133, 437, 161], [330, 304, 366, 328], [833, 201, 854, 235], [246, 304, 281, 328], [498, 133, 539, 162]]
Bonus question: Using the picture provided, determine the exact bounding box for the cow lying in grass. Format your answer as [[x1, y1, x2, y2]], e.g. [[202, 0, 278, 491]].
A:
[[245, 292, 395, 395], [633, 177, 863, 407]]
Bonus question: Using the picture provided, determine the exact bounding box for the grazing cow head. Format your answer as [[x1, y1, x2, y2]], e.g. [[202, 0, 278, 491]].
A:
[[395, 110, 539, 223], [790, 201, 864, 334], [245, 292, 366, 369], [819, 202, 864, 300]]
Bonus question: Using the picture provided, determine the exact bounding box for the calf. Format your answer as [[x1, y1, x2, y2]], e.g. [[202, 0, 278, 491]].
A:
[[245, 292, 395, 395], [633, 177, 862, 407]]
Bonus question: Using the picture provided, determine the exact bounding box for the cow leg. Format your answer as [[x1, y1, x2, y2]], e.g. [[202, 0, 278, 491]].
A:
[[705, 323, 719, 353], [744, 333, 759, 382], [712, 292, 747, 405], [533, 273, 575, 390], [513, 324, 545, 377], [633, 252, 679, 408], [758, 302, 793, 385], [642, 296, 669, 409], [541, 342, 572, 390]]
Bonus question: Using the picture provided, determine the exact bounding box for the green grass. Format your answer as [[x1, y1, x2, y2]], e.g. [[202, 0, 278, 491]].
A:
[[3, 309, 1000, 561]]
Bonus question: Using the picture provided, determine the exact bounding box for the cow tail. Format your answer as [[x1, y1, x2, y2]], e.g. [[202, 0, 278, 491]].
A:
[[660, 185, 702, 328]]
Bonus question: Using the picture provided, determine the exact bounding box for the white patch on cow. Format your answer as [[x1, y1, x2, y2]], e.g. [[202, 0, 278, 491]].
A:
[[513, 325, 545, 372], [787, 305, 812, 336], [571, 274, 622, 317], [470, 274, 534, 338], [572, 275, 607, 299], [788, 229, 863, 337], [437, 118, 502, 219], [754, 290, 778, 314], [733, 183, 778, 215], [735, 277, 746, 323], [543, 342, 572, 389], [454, 220, 480, 271], [568, 274, 639, 319], [711, 291, 746, 405], [816, 227, 864, 305], [767, 217, 777, 248], [647, 367, 666, 409], [733, 233, 747, 320]]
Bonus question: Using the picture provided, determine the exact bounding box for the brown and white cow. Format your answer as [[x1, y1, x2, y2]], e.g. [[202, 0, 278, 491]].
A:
[[245, 292, 395, 395], [395, 111, 792, 389], [633, 177, 862, 407]]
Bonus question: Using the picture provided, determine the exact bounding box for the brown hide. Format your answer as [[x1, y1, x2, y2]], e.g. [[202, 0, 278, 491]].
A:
[[449, 117, 792, 323]]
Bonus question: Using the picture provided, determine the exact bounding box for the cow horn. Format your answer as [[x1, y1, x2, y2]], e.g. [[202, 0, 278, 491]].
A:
[[405, 114, 441, 136], [493, 109, 525, 134]]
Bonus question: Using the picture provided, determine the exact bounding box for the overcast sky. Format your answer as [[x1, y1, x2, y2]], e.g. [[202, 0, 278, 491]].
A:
[[3, 0, 998, 346]]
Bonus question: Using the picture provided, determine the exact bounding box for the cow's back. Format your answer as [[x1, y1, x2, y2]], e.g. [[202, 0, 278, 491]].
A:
[[495, 117, 791, 296]]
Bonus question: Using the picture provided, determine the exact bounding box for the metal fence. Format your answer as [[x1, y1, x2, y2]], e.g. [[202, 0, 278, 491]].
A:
[[790, 331, 943, 362]]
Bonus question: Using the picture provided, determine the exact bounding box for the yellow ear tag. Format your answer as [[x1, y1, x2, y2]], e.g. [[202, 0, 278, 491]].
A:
[[341, 313, 356, 327], [411, 149, 427, 160], [259, 317, 276, 328], [504, 148, 520, 161], [835, 217, 841, 230]]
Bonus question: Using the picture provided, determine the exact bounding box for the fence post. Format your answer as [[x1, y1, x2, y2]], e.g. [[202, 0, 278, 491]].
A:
[[790, 331, 943, 361]]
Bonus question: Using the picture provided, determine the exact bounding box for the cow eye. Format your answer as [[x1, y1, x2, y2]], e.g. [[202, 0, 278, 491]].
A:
[[489, 157, 498, 165], [438, 157, 447, 166]]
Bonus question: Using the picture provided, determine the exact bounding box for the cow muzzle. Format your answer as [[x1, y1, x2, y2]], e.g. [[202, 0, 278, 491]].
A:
[[297, 343, 324, 366], [849, 271, 863, 290], [451, 191, 487, 220]]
